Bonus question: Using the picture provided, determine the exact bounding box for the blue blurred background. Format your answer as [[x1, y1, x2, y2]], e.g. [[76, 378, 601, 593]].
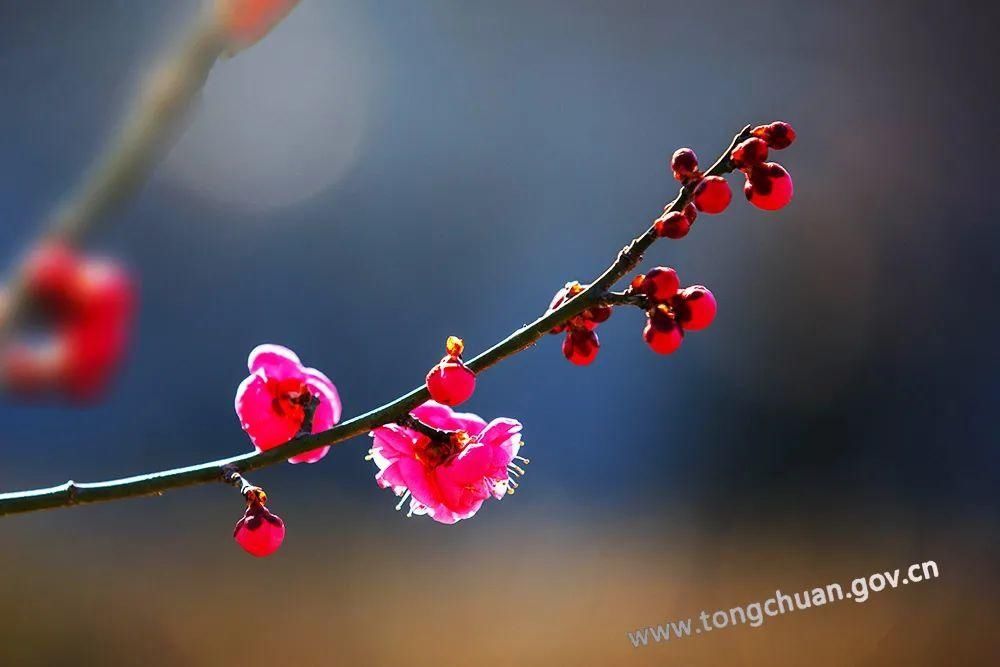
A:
[[1, 1, 996, 665]]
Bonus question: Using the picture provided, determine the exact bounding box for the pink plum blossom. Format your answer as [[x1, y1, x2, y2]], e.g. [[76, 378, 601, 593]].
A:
[[235, 344, 341, 463], [368, 401, 526, 524]]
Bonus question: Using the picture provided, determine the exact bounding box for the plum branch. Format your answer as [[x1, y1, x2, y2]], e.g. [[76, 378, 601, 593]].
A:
[[0, 125, 752, 517]]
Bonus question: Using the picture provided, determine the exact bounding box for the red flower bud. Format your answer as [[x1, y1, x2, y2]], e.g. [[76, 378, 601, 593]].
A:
[[635, 266, 680, 304], [693, 176, 732, 214], [670, 148, 700, 182], [751, 121, 796, 150], [643, 305, 684, 355], [744, 162, 794, 211], [234, 500, 286, 557], [672, 285, 717, 330], [683, 203, 698, 223], [562, 329, 599, 366], [654, 211, 691, 239], [730, 137, 769, 170], [426, 336, 476, 406]]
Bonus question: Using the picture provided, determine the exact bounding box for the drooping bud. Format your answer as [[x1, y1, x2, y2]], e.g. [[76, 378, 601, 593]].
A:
[[643, 305, 684, 355], [562, 328, 600, 366], [234, 499, 286, 557]]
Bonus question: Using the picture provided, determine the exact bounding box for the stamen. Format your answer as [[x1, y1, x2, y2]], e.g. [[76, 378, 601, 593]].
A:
[[515, 455, 530, 464], [507, 467, 521, 478], [509, 463, 527, 476], [508, 478, 519, 489], [395, 490, 411, 511]]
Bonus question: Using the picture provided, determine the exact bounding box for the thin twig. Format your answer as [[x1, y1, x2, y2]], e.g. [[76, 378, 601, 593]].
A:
[[222, 465, 266, 503], [397, 414, 453, 441], [601, 290, 650, 309], [0, 125, 751, 517]]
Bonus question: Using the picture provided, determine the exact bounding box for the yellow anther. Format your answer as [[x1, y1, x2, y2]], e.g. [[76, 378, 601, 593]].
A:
[[451, 430, 472, 449]]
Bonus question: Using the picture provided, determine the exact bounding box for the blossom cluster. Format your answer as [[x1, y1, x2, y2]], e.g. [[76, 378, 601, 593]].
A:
[[232, 337, 524, 553], [226, 121, 796, 556]]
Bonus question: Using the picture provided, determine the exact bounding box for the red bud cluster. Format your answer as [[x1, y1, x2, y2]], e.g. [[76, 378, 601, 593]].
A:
[[631, 267, 717, 355], [659, 120, 796, 225], [547, 281, 612, 366], [740, 122, 796, 210]]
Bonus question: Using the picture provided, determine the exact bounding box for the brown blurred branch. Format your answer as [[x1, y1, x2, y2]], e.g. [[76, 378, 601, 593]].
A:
[[0, 4, 228, 343], [0, 125, 753, 517]]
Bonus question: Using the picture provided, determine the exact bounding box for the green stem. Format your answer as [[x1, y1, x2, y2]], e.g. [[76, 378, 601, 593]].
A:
[[0, 125, 751, 517]]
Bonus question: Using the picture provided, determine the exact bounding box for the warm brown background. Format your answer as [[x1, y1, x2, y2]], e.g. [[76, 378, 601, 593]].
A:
[[4, 509, 996, 665]]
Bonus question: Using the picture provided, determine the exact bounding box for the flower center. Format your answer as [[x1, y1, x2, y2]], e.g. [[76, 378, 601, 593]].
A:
[[418, 430, 471, 468], [266, 377, 310, 419]]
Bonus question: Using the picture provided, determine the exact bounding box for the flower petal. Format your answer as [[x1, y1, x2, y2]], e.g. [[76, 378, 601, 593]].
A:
[[247, 343, 303, 379], [391, 457, 442, 510], [437, 443, 496, 487], [426, 494, 486, 524], [288, 445, 330, 464], [303, 367, 341, 425], [411, 400, 488, 435], [435, 475, 490, 514], [235, 374, 299, 449], [375, 461, 408, 493], [370, 424, 419, 459], [477, 418, 523, 469]]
